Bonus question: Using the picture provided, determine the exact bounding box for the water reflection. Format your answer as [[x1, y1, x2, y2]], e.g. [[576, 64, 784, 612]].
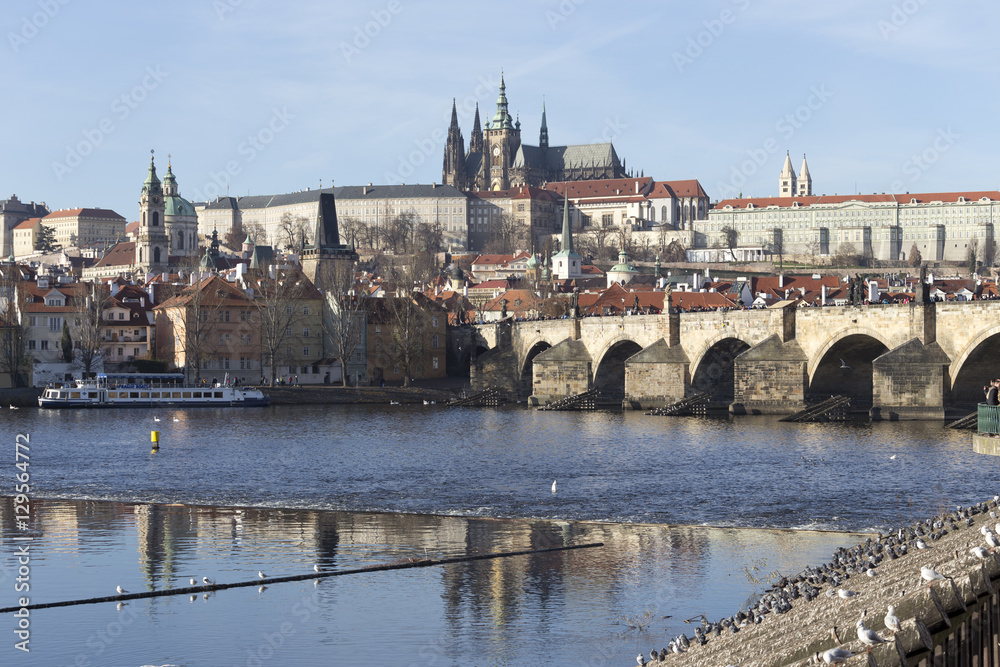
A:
[[0, 498, 861, 665]]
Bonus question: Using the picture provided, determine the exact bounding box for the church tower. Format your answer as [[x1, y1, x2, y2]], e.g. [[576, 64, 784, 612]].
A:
[[469, 103, 484, 155], [485, 73, 521, 191], [161, 157, 198, 257], [442, 99, 467, 189], [539, 99, 549, 151], [552, 189, 583, 280], [778, 151, 797, 197], [797, 154, 813, 196], [136, 152, 169, 274]]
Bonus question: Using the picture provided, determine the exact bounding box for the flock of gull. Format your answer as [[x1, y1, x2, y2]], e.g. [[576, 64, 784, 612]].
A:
[[633, 496, 1000, 666]]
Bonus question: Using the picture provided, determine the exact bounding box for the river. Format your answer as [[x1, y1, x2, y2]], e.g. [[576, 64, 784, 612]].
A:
[[0, 404, 990, 665]]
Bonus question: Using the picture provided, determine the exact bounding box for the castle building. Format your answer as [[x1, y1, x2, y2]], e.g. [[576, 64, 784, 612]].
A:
[[443, 74, 628, 192], [0, 195, 50, 258]]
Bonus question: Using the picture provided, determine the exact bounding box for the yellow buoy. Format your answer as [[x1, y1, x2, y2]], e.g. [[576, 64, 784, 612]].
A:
[[151, 430, 160, 453]]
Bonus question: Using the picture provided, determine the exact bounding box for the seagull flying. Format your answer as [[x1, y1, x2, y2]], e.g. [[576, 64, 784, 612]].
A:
[[839, 359, 851, 370]]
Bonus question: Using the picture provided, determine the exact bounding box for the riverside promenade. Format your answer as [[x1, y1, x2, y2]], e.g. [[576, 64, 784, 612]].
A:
[[650, 497, 1000, 666]]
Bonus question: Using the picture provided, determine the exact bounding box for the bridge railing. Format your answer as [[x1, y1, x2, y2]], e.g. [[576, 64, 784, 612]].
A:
[[978, 403, 1000, 434]]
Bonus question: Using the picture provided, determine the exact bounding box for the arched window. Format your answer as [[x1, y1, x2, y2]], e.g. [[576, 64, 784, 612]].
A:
[[153, 247, 161, 263], [152, 212, 159, 226], [649, 206, 655, 222], [142, 212, 145, 225], [661, 206, 668, 223], [139, 248, 143, 262], [177, 232, 184, 250]]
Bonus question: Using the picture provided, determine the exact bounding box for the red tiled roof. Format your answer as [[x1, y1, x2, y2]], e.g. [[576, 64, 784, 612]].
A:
[[93, 241, 135, 268], [544, 177, 653, 200], [13, 217, 41, 231], [660, 179, 708, 199], [715, 191, 1000, 210], [42, 208, 126, 220]]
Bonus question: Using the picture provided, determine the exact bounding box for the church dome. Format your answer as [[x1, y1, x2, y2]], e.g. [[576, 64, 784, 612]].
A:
[[526, 253, 539, 269], [164, 194, 196, 218]]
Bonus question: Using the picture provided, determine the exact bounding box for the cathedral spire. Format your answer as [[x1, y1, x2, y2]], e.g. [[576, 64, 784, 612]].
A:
[[560, 188, 573, 254], [539, 97, 548, 150], [492, 71, 514, 130], [778, 150, 797, 197], [798, 153, 812, 196], [470, 103, 483, 154], [442, 98, 466, 188]]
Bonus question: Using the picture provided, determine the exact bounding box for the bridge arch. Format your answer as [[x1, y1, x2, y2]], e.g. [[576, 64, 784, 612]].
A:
[[520, 339, 554, 382], [808, 331, 890, 407], [690, 336, 752, 403], [948, 325, 1000, 407], [806, 326, 894, 384], [592, 337, 643, 403]]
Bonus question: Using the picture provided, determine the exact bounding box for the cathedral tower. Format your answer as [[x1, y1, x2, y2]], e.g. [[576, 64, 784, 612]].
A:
[[797, 154, 812, 196], [485, 73, 521, 191], [442, 99, 467, 189], [135, 152, 169, 274], [539, 99, 549, 151], [778, 151, 797, 197]]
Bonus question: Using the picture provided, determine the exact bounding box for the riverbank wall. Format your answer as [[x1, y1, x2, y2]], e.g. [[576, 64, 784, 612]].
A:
[[262, 384, 462, 405]]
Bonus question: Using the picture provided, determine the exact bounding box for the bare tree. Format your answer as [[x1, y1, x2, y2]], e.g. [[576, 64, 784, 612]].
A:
[[662, 239, 687, 263], [278, 212, 310, 252], [482, 212, 528, 255], [908, 243, 922, 267], [967, 238, 980, 275], [72, 282, 108, 377], [380, 213, 416, 254], [0, 270, 32, 388], [245, 265, 314, 385], [338, 216, 362, 249], [983, 236, 998, 269], [834, 242, 860, 267], [720, 225, 739, 261], [415, 221, 443, 255], [382, 293, 430, 388], [770, 228, 785, 271], [172, 279, 222, 383], [315, 259, 365, 386]]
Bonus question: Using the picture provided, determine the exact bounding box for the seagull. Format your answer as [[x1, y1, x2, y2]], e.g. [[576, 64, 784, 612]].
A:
[[153, 417, 161, 422], [839, 358, 852, 370], [837, 588, 858, 603], [856, 610, 888, 650], [915, 538, 928, 549], [889, 454, 897, 460], [9, 404, 18, 410], [116, 585, 128, 596], [971, 546, 990, 560], [636, 653, 645, 666], [551, 480, 557, 493], [172, 417, 179, 422], [816, 647, 857, 665], [202, 577, 215, 586], [313, 564, 320, 573], [884, 605, 901, 635], [986, 532, 1000, 552], [920, 566, 950, 587], [189, 578, 197, 586], [258, 570, 266, 580]]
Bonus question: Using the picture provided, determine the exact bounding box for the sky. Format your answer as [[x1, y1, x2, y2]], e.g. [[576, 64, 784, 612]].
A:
[[2, 0, 999, 221]]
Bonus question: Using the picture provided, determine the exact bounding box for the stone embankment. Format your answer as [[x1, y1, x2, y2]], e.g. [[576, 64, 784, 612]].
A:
[[641, 497, 1000, 666], [262, 384, 461, 405]]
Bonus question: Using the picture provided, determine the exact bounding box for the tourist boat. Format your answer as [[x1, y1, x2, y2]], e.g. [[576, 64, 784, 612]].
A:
[[38, 373, 270, 408]]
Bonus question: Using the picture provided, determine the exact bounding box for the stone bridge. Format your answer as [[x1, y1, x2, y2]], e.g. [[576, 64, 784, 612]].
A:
[[470, 300, 1000, 419]]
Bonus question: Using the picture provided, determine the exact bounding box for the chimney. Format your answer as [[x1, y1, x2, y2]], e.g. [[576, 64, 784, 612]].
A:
[[635, 181, 639, 194], [140, 297, 145, 307], [161, 272, 168, 283], [778, 274, 784, 288], [107, 278, 119, 297], [821, 284, 827, 306]]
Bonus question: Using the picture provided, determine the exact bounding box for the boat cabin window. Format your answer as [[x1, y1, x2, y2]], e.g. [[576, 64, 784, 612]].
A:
[[215, 392, 223, 398]]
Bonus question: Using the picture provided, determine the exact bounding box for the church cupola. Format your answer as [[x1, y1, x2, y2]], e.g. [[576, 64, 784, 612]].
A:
[[162, 157, 178, 196], [491, 73, 514, 130]]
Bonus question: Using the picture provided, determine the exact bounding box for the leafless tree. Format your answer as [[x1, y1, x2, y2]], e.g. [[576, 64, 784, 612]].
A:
[[172, 279, 223, 384], [720, 226, 739, 261], [834, 242, 860, 267], [0, 270, 31, 388], [415, 221, 443, 255], [338, 216, 362, 249], [908, 244, 922, 267], [662, 239, 687, 263], [983, 235, 998, 268], [71, 282, 108, 377], [482, 212, 528, 255], [245, 265, 313, 385], [315, 259, 365, 386], [278, 212, 310, 252], [380, 213, 416, 255], [770, 228, 785, 271]]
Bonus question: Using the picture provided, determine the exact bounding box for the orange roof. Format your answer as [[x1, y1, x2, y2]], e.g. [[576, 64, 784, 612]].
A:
[[544, 177, 653, 199], [715, 191, 1000, 210], [13, 217, 41, 231], [660, 179, 708, 198], [42, 208, 126, 220]]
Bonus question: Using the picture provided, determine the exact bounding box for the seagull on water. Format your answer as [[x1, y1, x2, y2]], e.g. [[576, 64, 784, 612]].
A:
[[815, 647, 856, 665], [172, 417, 179, 422], [258, 570, 266, 580], [153, 417, 161, 422], [202, 576, 215, 586], [884, 605, 901, 635], [190, 578, 197, 586], [9, 404, 18, 410], [889, 454, 897, 460], [116, 585, 128, 596], [551, 480, 557, 493], [856, 610, 888, 651]]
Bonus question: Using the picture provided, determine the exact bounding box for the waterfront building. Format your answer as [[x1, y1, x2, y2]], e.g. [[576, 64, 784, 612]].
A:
[[365, 293, 447, 384], [102, 280, 155, 368], [442, 75, 628, 191], [21, 274, 96, 385]]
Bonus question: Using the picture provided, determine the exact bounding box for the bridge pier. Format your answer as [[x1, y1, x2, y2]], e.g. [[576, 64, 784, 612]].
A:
[[623, 339, 689, 410], [731, 334, 809, 415], [871, 338, 951, 421], [528, 339, 592, 406]]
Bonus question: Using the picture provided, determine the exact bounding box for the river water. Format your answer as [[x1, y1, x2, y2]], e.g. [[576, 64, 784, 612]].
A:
[[0, 404, 993, 665]]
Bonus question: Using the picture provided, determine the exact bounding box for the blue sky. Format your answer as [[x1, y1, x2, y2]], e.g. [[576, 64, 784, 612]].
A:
[[2, 0, 998, 220]]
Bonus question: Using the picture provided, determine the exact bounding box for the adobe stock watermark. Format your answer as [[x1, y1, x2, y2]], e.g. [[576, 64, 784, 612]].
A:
[[213, 0, 243, 20], [340, 0, 403, 63], [545, 0, 585, 30], [8, 0, 71, 53], [51, 66, 168, 183], [383, 72, 499, 183], [589, 116, 627, 145], [673, 0, 751, 73], [877, 0, 931, 40], [713, 84, 833, 199], [190, 107, 295, 203], [889, 127, 958, 192]]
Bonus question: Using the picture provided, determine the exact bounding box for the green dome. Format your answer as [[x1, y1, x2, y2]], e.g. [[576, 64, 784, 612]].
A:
[[526, 253, 539, 269], [164, 194, 196, 218]]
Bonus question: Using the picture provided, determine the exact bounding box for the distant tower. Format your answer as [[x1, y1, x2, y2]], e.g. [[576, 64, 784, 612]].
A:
[[161, 157, 198, 257], [485, 72, 521, 191], [539, 98, 549, 151], [797, 154, 813, 196], [442, 99, 467, 189], [469, 103, 484, 155], [778, 151, 797, 197], [136, 152, 169, 274], [551, 190, 583, 280]]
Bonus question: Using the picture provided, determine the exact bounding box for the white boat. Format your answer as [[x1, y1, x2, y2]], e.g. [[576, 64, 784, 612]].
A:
[[38, 373, 270, 408]]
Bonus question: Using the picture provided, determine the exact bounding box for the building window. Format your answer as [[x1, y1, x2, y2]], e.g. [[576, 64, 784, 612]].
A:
[[303, 328, 310, 337], [28, 340, 35, 350], [303, 346, 310, 357], [285, 326, 292, 335], [49, 317, 61, 332], [29, 316, 36, 327], [118, 312, 125, 320], [432, 356, 439, 370], [432, 334, 439, 348], [302, 306, 310, 315], [431, 316, 438, 327], [286, 306, 293, 315], [223, 358, 230, 370]]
